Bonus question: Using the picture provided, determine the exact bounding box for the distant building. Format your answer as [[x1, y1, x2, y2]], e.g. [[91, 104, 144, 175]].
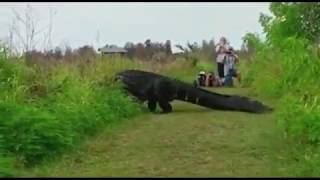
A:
[[98, 45, 127, 56]]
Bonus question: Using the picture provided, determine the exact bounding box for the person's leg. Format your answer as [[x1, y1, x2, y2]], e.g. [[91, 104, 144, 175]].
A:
[[219, 63, 226, 86], [201, 75, 206, 86], [217, 63, 224, 79], [224, 63, 229, 77]]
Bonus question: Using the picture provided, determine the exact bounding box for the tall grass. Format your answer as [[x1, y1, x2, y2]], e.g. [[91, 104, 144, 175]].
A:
[[0, 48, 217, 177], [240, 37, 320, 176], [159, 58, 215, 82], [0, 54, 145, 176]]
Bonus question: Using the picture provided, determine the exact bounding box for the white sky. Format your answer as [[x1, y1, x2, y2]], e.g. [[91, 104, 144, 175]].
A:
[[0, 2, 271, 52]]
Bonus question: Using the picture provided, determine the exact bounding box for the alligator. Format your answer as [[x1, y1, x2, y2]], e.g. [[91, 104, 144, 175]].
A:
[[115, 69, 273, 114]]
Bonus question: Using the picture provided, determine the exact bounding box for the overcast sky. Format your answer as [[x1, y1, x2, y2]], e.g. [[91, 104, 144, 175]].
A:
[[0, 2, 271, 52]]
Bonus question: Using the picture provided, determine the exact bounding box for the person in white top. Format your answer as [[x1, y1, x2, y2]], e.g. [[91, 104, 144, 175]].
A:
[[215, 37, 230, 83]]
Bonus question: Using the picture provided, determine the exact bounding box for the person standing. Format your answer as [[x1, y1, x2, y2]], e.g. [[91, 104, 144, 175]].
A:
[[215, 37, 229, 84], [224, 47, 241, 85]]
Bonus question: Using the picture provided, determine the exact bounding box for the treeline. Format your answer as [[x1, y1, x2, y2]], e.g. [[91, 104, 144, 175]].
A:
[[107, 38, 220, 63], [24, 45, 97, 66], [8, 38, 232, 66], [1, 3, 252, 67], [123, 39, 172, 61]]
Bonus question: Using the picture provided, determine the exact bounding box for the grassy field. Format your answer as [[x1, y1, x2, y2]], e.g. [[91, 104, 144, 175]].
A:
[[19, 87, 297, 177]]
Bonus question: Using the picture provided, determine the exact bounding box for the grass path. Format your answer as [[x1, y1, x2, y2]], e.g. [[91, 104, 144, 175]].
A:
[[21, 88, 294, 177]]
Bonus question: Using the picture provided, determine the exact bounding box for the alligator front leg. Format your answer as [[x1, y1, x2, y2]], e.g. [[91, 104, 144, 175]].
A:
[[158, 99, 172, 114], [147, 95, 158, 112]]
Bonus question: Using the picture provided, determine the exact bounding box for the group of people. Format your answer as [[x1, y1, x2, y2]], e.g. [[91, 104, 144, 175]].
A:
[[216, 36, 240, 86], [194, 36, 240, 88], [194, 71, 220, 87]]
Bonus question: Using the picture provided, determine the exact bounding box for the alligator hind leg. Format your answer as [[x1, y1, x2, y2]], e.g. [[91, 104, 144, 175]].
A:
[[158, 99, 172, 113]]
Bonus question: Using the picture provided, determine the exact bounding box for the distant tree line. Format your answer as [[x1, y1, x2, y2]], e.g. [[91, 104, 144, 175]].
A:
[[122, 39, 172, 62]]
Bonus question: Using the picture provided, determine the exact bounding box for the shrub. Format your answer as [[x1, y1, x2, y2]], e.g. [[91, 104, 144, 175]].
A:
[[0, 55, 143, 170]]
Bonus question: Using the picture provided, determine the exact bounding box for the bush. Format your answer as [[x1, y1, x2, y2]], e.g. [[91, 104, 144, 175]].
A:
[[240, 3, 320, 174], [242, 36, 320, 145], [0, 155, 16, 177], [277, 94, 320, 145], [0, 55, 143, 171]]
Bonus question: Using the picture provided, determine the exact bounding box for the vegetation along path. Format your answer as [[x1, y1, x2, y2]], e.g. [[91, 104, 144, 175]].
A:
[[22, 87, 294, 177]]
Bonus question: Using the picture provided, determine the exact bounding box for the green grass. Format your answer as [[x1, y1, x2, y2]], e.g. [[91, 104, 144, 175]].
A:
[[0, 55, 144, 177], [160, 59, 215, 83], [19, 87, 296, 177], [2, 54, 314, 177], [238, 36, 320, 176]]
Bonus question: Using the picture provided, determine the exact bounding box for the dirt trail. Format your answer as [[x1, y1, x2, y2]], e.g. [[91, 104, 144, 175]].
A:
[[22, 88, 291, 177]]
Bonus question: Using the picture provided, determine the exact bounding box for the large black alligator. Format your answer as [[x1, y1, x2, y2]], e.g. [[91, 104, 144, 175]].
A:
[[115, 69, 273, 114]]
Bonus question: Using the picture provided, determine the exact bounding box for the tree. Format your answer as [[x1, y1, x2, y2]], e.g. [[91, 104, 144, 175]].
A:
[[241, 32, 263, 54], [299, 3, 320, 43], [260, 2, 320, 44], [77, 45, 96, 59], [135, 43, 146, 60], [64, 46, 73, 62], [124, 42, 134, 49], [209, 39, 215, 47], [54, 46, 63, 60], [11, 4, 57, 55], [199, 38, 216, 61], [165, 40, 172, 55], [6, 4, 57, 59], [43, 7, 57, 52], [124, 42, 135, 59], [187, 42, 199, 52], [175, 44, 186, 52], [145, 39, 151, 49]]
